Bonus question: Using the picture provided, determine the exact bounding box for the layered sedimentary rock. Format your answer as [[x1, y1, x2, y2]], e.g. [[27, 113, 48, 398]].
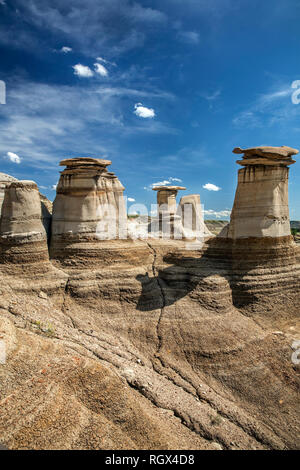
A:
[[0, 180, 65, 297], [0, 181, 49, 264], [39, 193, 52, 241], [226, 146, 298, 238], [50, 157, 127, 260], [216, 146, 300, 309], [0, 172, 52, 240], [0, 148, 299, 450]]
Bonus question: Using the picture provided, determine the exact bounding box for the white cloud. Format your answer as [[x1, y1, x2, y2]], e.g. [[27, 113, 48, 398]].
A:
[[144, 177, 182, 190], [134, 103, 155, 118], [7, 151, 21, 164], [169, 177, 182, 182], [127, 197, 135, 202], [203, 183, 221, 191], [51, 184, 57, 190], [151, 180, 172, 187], [73, 64, 94, 77], [0, 79, 176, 175], [0, 0, 6, 5], [94, 62, 109, 77], [61, 46, 72, 53], [96, 87, 174, 100], [204, 209, 231, 219], [96, 57, 117, 67]]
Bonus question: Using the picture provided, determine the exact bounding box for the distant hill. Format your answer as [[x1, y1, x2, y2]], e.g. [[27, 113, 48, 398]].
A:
[[205, 220, 228, 235]]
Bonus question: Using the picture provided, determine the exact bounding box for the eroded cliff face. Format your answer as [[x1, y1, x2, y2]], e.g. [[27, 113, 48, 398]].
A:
[[0, 152, 299, 450], [0, 237, 299, 450]]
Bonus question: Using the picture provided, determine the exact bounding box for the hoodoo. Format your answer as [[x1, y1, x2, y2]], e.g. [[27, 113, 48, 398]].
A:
[[228, 145, 298, 239], [218, 146, 300, 309], [150, 185, 187, 239], [50, 157, 127, 259], [0, 180, 49, 264], [178, 194, 212, 238]]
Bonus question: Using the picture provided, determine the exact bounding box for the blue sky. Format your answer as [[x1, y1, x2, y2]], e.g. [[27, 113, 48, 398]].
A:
[[0, 0, 300, 219]]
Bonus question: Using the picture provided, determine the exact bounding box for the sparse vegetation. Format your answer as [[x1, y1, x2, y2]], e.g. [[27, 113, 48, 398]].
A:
[[210, 413, 222, 426], [32, 320, 56, 337]]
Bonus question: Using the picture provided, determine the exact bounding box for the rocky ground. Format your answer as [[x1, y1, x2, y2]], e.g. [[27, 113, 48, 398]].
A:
[[0, 238, 299, 450]]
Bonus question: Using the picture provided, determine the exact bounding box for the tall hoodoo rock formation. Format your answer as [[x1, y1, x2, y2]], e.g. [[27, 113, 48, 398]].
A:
[[50, 157, 127, 259], [154, 186, 186, 216], [178, 194, 212, 238], [0, 180, 49, 264], [218, 145, 300, 308], [228, 146, 298, 239], [150, 186, 187, 239]]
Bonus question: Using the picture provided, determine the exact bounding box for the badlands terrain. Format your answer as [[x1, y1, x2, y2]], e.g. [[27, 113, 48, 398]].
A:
[[0, 146, 299, 450]]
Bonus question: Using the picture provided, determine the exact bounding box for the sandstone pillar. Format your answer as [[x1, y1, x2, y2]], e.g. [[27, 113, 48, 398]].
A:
[[150, 186, 186, 239], [227, 146, 298, 239], [50, 157, 127, 259], [220, 145, 299, 308], [178, 194, 212, 238], [0, 181, 49, 263]]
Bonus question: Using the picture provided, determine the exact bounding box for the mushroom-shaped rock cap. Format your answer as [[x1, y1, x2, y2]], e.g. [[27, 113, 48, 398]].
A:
[[233, 146, 298, 159], [233, 145, 298, 166], [9, 180, 38, 189], [60, 157, 112, 168], [152, 186, 186, 191]]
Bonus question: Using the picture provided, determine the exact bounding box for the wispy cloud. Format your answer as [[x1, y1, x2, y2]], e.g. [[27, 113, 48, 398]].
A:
[[232, 84, 296, 128], [0, 79, 176, 172], [1, 0, 167, 56], [96, 87, 174, 100], [177, 30, 200, 44], [96, 57, 117, 67], [201, 89, 221, 101]]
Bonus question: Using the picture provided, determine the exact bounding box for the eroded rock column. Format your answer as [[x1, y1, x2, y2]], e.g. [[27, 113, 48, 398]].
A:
[[227, 146, 298, 239], [50, 157, 127, 259], [0, 181, 49, 264], [178, 194, 212, 238], [150, 186, 186, 239], [219, 145, 300, 309]]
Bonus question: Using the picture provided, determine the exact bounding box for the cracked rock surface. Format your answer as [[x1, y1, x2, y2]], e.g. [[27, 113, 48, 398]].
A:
[[0, 239, 299, 450]]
